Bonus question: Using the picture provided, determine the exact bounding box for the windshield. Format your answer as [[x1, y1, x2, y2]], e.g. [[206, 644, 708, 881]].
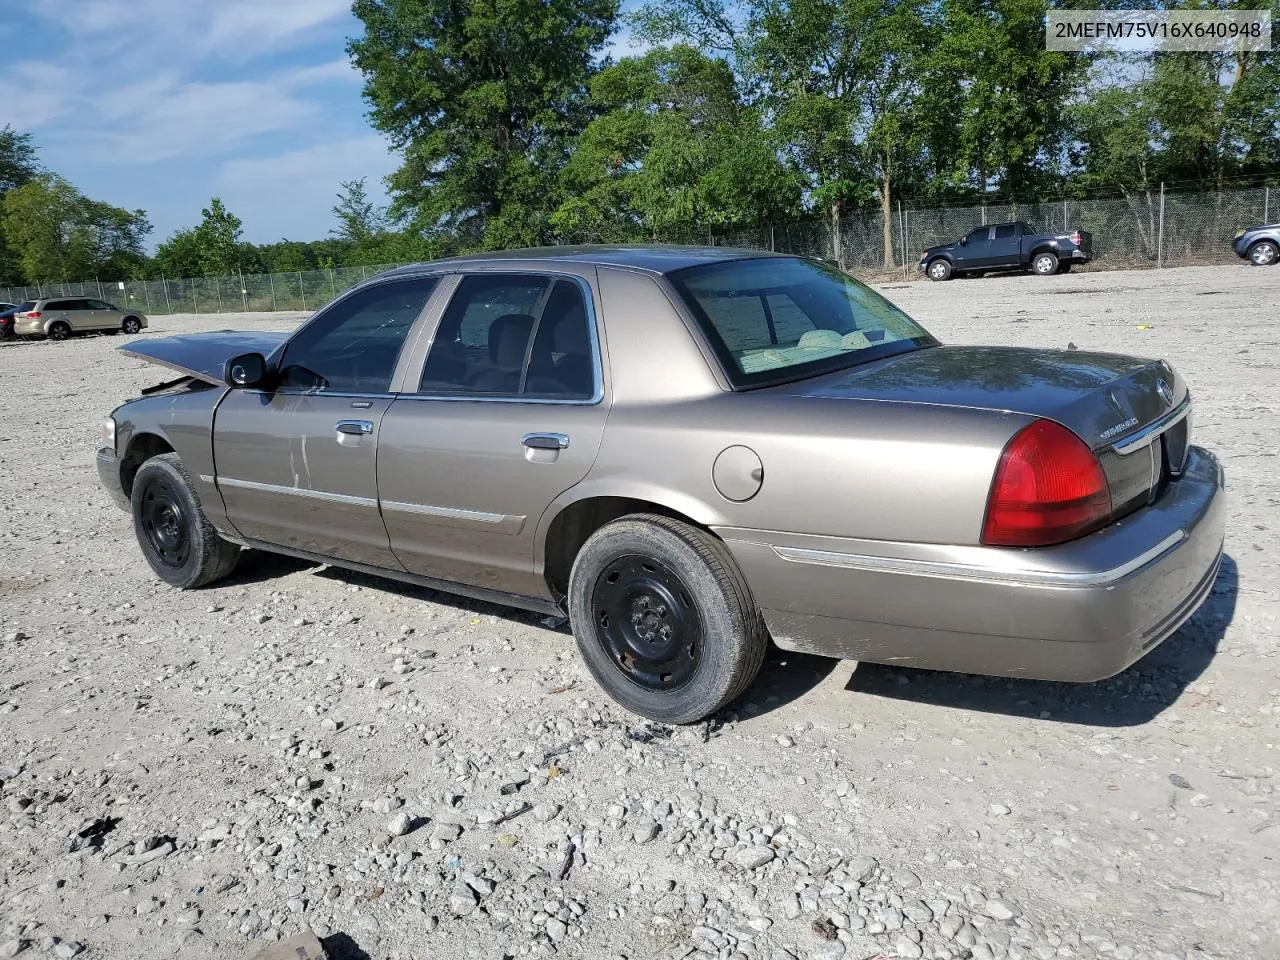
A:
[[16, 301, 35, 312], [667, 257, 937, 388]]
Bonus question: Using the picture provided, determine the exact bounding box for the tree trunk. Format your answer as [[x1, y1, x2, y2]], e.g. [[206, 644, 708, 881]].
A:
[[830, 198, 844, 270], [880, 171, 894, 270]]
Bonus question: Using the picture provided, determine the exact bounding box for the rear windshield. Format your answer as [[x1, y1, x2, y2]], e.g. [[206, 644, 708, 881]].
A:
[[667, 257, 937, 388], [17, 301, 35, 311]]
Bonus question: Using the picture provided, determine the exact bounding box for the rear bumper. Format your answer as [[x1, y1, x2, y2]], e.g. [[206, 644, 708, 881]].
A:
[[13, 319, 46, 337], [716, 446, 1225, 682], [97, 447, 130, 511]]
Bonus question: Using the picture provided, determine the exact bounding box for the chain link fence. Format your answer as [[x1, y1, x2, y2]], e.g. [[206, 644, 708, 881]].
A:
[[4, 186, 1275, 314]]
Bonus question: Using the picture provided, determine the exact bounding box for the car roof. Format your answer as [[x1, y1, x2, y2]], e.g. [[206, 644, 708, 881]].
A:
[[378, 244, 786, 277]]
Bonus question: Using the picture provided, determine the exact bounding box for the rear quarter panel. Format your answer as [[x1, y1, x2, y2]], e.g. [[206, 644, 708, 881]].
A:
[[555, 266, 1032, 547]]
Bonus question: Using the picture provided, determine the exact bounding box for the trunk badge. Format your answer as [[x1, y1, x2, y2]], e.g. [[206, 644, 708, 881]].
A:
[[1156, 378, 1173, 405]]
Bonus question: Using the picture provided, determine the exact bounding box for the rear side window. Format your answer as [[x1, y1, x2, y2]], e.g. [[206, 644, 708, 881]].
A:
[[667, 257, 936, 388], [277, 276, 437, 393], [46, 299, 82, 310], [418, 274, 596, 400], [994, 224, 1016, 240]]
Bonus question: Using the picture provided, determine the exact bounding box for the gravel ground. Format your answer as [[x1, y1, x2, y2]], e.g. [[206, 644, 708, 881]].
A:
[[0, 263, 1277, 960]]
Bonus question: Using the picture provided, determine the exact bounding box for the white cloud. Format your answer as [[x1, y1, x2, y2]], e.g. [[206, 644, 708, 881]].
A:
[[216, 135, 399, 243]]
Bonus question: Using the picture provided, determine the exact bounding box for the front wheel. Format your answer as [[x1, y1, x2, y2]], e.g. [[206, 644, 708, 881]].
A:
[[1032, 252, 1059, 275], [131, 453, 240, 588], [567, 514, 768, 724], [1248, 240, 1278, 266], [926, 258, 952, 281]]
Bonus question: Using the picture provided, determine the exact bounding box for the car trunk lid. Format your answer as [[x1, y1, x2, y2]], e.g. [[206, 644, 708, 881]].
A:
[[774, 344, 1190, 517]]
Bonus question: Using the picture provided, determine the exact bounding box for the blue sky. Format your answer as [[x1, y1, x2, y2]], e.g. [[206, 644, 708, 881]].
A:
[[1, 0, 647, 250]]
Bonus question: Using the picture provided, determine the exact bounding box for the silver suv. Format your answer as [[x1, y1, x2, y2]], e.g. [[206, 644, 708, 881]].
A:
[[13, 297, 148, 340]]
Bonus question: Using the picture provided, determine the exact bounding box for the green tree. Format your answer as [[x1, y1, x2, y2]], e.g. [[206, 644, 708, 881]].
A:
[[331, 177, 385, 244], [195, 197, 249, 276], [0, 125, 42, 284], [555, 46, 801, 240], [348, 0, 619, 249], [931, 0, 1083, 198], [153, 228, 205, 278], [0, 174, 150, 282]]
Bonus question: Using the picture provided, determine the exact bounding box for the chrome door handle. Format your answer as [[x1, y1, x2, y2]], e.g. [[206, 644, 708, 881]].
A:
[[521, 433, 569, 450], [335, 420, 374, 436]]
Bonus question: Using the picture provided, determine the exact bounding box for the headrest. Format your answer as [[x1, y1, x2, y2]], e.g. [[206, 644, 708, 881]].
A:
[[797, 329, 843, 349], [489, 314, 534, 369]]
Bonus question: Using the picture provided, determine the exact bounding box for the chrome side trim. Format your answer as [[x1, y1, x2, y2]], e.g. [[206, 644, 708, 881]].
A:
[[380, 500, 508, 525], [198, 474, 214, 484], [1113, 396, 1191, 455], [218, 476, 378, 509], [772, 530, 1187, 587]]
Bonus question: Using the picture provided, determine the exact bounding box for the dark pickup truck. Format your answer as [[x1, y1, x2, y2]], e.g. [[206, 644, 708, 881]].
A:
[[919, 220, 1093, 281]]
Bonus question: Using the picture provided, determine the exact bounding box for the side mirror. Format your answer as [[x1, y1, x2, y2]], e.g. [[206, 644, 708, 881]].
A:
[[225, 352, 268, 389], [958, 236, 968, 246]]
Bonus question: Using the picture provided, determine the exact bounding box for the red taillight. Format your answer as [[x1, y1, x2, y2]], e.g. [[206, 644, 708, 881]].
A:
[[982, 420, 1112, 547], [1070, 231, 1082, 246], [24, 311, 40, 319]]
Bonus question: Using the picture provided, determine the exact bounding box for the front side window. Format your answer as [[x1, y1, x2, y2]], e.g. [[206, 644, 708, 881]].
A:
[[667, 256, 936, 388], [277, 276, 437, 393], [418, 274, 595, 400]]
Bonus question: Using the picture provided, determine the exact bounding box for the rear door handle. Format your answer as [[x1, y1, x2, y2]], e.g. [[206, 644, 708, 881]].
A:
[[335, 420, 374, 436], [521, 433, 569, 450]]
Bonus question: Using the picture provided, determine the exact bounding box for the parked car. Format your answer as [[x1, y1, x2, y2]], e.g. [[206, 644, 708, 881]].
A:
[[919, 221, 1093, 280], [97, 247, 1223, 724], [0, 302, 24, 340], [1232, 223, 1279, 266], [12, 297, 147, 340]]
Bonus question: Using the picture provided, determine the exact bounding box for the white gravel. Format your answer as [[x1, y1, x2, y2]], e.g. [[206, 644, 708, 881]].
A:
[[0, 264, 1277, 960]]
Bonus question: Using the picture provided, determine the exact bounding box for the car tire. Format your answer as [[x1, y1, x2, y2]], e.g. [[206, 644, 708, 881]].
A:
[[48, 322, 71, 341], [122, 316, 141, 334], [131, 452, 240, 589], [567, 514, 768, 724], [1248, 240, 1278, 266], [1032, 252, 1059, 275], [926, 258, 952, 281]]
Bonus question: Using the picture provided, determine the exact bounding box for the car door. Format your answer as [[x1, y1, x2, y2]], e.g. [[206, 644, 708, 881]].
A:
[[378, 269, 610, 600], [957, 227, 991, 267], [85, 299, 117, 330], [43, 299, 79, 330], [985, 223, 1020, 267], [213, 274, 444, 567]]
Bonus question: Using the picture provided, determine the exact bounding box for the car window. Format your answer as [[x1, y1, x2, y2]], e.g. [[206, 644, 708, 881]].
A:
[[966, 228, 988, 243], [86, 299, 114, 310], [993, 224, 1016, 240], [419, 274, 596, 400], [668, 257, 937, 388], [45, 299, 79, 311], [277, 276, 438, 394]]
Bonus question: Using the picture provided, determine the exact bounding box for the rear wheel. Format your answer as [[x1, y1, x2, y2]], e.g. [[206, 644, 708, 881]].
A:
[[131, 453, 240, 589], [1248, 240, 1278, 266], [1032, 252, 1059, 276], [121, 316, 141, 334], [568, 514, 768, 724], [48, 322, 71, 341], [927, 258, 952, 281]]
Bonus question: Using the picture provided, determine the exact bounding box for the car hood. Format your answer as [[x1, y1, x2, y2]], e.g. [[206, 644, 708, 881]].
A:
[[119, 330, 290, 384], [773, 345, 1185, 451]]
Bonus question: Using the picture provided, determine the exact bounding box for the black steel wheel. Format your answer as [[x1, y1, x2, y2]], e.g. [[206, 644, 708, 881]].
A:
[[139, 475, 192, 570], [592, 554, 702, 692], [130, 453, 240, 588], [568, 514, 768, 724]]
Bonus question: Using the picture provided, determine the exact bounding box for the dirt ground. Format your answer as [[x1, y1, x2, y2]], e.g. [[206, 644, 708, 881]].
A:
[[0, 263, 1277, 960]]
